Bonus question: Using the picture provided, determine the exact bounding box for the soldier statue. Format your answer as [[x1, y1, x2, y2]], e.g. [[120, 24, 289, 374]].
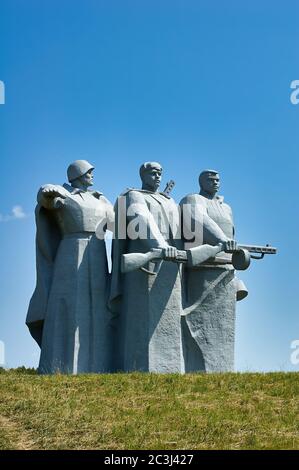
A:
[[26, 160, 114, 374], [109, 162, 185, 373], [180, 170, 247, 372]]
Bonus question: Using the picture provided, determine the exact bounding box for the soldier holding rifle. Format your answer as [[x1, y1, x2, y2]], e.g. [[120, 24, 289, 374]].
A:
[[180, 170, 251, 372], [109, 162, 185, 373], [112, 165, 276, 373]]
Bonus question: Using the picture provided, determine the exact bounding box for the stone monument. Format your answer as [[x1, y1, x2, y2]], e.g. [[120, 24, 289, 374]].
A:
[[26, 160, 114, 374], [180, 170, 247, 372], [109, 162, 185, 373], [26, 161, 276, 374]]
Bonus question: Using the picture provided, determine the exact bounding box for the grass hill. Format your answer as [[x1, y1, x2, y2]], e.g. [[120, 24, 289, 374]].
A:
[[0, 370, 298, 450]]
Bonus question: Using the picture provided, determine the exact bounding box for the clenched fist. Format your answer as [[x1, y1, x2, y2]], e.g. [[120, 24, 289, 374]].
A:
[[162, 246, 178, 261]]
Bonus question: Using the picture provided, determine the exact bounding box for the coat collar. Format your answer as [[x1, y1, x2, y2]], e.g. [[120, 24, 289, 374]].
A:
[[63, 183, 103, 197], [122, 188, 170, 199], [199, 191, 224, 203]]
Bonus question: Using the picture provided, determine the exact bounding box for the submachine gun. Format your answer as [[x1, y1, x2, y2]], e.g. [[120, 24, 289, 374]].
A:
[[121, 243, 277, 274], [121, 177, 277, 273]]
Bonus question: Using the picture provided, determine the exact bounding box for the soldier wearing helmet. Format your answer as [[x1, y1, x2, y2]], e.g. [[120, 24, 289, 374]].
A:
[[26, 160, 114, 374], [67, 159, 94, 183]]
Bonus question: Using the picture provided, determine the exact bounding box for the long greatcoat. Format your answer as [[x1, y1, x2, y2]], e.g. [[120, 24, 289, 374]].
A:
[[180, 192, 240, 372], [26, 183, 114, 374], [109, 189, 185, 373]]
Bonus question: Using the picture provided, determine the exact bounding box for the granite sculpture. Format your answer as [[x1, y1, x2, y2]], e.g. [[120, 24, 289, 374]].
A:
[[180, 170, 247, 372], [26, 160, 276, 375], [26, 160, 114, 374], [109, 162, 185, 373]]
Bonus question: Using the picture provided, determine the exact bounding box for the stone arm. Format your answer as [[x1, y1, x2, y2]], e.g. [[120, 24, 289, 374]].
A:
[[97, 195, 115, 234], [124, 191, 169, 250], [180, 194, 230, 246], [102, 196, 115, 232], [224, 203, 235, 237], [37, 184, 68, 210]]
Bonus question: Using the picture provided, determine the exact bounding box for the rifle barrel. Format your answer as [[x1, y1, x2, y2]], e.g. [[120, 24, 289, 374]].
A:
[[238, 244, 277, 254]]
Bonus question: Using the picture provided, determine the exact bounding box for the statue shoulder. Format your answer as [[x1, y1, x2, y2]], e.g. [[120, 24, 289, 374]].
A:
[[98, 194, 114, 210], [119, 187, 137, 196], [217, 195, 233, 213], [222, 202, 233, 216], [158, 191, 173, 201], [180, 193, 206, 206], [89, 189, 103, 200], [119, 188, 148, 201], [97, 193, 108, 202]]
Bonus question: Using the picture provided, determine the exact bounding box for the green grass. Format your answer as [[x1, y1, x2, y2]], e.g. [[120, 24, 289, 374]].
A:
[[0, 371, 299, 450]]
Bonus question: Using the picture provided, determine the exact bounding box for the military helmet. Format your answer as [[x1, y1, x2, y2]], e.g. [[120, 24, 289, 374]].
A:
[[67, 160, 94, 182]]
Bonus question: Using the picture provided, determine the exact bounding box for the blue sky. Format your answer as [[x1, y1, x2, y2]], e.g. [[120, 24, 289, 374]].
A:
[[0, 1, 298, 371]]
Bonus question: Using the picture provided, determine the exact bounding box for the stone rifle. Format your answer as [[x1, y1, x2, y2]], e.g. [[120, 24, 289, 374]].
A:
[[121, 243, 277, 273], [226, 244, 277, 270]]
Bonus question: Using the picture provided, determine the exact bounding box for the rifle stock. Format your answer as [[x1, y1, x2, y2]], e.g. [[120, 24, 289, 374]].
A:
[[121, 248, 163, 273], [121, 244, 224, 274]]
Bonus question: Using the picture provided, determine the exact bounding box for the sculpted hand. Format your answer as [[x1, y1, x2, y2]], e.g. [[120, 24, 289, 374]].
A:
[[163, 246, 178, 261], [42, 186, 66, 199], [222, 239, 238, 252]]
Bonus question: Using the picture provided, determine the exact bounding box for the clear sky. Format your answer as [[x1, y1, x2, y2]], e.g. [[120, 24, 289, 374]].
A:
[[0, 0, 298, 371]]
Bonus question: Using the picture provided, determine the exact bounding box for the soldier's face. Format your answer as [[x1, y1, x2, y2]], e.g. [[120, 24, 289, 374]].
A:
[[142, 167, 162, 191], [80, 169, 94, 188], [202, 174, 220, 195]]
